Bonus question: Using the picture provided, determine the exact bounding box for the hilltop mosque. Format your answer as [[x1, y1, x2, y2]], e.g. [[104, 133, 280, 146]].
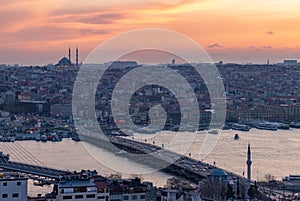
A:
[[56, 47, 80, 67]]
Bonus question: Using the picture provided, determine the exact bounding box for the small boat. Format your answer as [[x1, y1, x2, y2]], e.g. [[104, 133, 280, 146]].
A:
[[208, 129, 219, 134], [40, 135, 47, 142], [234, 134, 239, 140], [9, 137, 15, 142], [222, 124, 231, 130], [290, 122, 300, 128], [35, 135, 41, 141], [115, 149, 127, 154], [231, 123, 251, 131], [255, 123, 277, 131], [71, 135, 81, 142]]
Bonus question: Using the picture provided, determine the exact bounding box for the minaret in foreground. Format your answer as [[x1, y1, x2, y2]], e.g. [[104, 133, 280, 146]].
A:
[[76, 47, 79, 67], [246, 143, 252, 182]]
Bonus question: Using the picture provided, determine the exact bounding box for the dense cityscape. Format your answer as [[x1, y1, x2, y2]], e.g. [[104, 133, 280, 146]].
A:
[[1, 0, 300, 201], [0, 50, 300, 201]]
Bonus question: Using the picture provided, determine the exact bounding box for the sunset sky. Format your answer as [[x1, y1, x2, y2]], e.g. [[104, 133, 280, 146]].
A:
[[1, 0, 300, 65]]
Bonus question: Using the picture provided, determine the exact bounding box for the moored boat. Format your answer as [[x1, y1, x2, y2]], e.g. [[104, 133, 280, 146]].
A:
[[290, 122, 300, 128], [231, 123, 251, 131], [40, 135, 47, 142], [208, 129, 219, 134], [255, 123, 277, 131]]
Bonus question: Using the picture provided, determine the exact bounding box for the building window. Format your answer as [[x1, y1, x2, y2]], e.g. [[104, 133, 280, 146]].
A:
[[98, 196, 105, 199], [86, 194, 96, 198], [17, 182, 21, 186], [63, 195, 72, 199], [2, 194, 8, 198], [3, 182, 7, 186], [123, 195, 129, 200], [12, 193, 19, 198], [75, 194, 84, 199], [140, 194, 146, 199], [131, 195, 138, 200]]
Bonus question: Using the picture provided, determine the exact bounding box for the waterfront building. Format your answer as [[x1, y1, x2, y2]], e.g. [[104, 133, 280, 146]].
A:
[[283, 175, 300, 192], [0, 172, 28, 201]]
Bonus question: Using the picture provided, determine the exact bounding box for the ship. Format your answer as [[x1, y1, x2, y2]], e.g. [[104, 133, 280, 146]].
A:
[[231, 123, 251, 131], [290, 122, 300, 128], [255, 123, 278, 131]]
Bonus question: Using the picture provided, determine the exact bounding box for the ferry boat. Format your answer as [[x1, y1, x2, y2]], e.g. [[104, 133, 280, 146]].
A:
[[231, 123, 251, 131], [276, 123, 290, 130], [290, 122, 300, 128], [255, 123, 278, 131]]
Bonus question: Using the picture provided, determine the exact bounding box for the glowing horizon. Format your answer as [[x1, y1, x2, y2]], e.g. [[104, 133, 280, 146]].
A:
[[1, 0, 300, 65]]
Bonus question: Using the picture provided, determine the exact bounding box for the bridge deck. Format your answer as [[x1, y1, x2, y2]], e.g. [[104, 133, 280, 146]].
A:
[[0, 159, 69, 179]]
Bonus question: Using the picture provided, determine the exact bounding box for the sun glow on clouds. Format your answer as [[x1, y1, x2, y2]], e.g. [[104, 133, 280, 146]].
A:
[[0, 0, 300, 65]]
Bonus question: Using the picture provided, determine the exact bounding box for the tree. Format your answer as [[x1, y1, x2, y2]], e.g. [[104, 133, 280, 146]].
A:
[[226, 184, 234, 199], [247, 185, 255, 200], [200, 179, 226, 200], [108, 173, 122, 180], [264, 174, 276, 182], [164, 177, 193, 190]]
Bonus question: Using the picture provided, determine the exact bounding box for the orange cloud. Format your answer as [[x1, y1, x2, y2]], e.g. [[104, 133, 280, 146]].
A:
[[0, 0, 300, 65]]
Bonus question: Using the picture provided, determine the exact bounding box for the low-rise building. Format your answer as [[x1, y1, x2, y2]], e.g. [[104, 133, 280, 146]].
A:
[[46, 170, 108, 201], [0, 172, 28, 201]]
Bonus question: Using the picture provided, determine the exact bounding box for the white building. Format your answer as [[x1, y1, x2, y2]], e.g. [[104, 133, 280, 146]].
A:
[[159, 189, 202, 201], [46, 171, 109, 201], [0, 172, 28, 201], [161, 190, 184, 201]]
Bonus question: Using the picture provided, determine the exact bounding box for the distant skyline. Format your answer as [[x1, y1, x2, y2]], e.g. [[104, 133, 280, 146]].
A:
[[1, 0, 300, 65]]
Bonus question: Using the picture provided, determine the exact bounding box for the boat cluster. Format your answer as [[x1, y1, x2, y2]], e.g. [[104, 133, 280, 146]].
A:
[[0, 132, 81, 143]]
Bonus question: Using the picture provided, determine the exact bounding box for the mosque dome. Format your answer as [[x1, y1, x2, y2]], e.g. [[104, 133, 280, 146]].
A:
[[57, 57, 72, 67]]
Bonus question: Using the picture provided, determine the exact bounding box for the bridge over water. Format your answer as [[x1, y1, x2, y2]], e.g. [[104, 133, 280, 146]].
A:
[[0, 135, 248, 184], [80, 134, 248, 183]]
